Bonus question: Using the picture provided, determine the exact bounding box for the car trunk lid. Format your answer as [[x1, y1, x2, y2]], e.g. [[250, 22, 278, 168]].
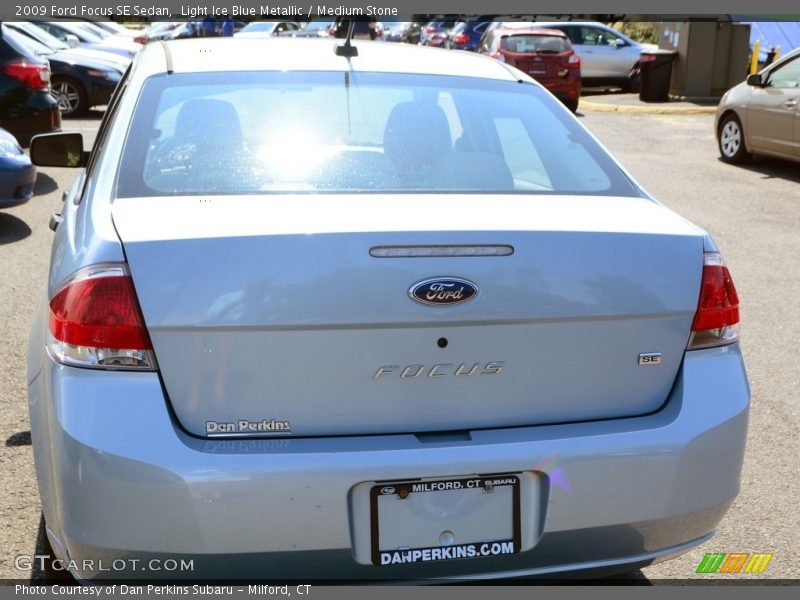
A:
[[112, 194, 704, 437]]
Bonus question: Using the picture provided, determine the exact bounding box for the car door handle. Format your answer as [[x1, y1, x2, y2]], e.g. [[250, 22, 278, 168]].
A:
[[785, 99, 798, 109]]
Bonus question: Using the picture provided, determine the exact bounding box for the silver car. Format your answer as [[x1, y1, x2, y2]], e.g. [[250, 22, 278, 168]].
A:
[[482, 21, 656, 90], [27, 37, 749, 582], [716, 47, 800, 165]]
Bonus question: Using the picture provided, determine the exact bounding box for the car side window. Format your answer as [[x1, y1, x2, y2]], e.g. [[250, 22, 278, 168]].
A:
[[580, 27, 623, 47], [478, 31, 493, 53], [556, 27, 582, 45], [766, 56, 800, 89], [37, 23, 64, 40]]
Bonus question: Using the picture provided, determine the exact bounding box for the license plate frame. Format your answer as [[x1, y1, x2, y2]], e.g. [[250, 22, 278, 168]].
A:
[[369, 475, 521, 566]]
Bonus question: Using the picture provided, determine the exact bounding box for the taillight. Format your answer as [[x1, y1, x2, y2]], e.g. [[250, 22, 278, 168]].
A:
[[47, 264, 156, 370], [133, 34, 148, 44], [568, 53, 581, 69], [688, 253, 740, 350], [426, 26, 437, 34], [454, 33, 469, 45], [1, 61, 50, 90]]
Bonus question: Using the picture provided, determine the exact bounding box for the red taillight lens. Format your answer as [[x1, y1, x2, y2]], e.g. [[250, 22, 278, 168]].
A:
[[426, 26, 437, 33], [568, 53, 581, 68], [133, 35, 148, 44], [454, 33, 469, 44], [688, 253, 740, 349], [1, 62, 50, 89], [47, 265, 155, 369]]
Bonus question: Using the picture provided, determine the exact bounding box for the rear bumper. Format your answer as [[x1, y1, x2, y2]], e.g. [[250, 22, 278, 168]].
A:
[[0, 95, 61, 147], [28, 343, 749, 581], [539, 76, 582, 99], [0, 155, 36, 207]]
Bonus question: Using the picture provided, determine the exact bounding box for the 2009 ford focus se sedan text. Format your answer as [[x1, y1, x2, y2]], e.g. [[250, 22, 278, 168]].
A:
[[26, 36, 749, 582]]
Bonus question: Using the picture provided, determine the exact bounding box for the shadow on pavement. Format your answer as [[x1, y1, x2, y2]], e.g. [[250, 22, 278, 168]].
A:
[[63, 108, 105, 121], [5, 431, 31, 447], [34, 173, 58, 196], [31, 514, 75, 583], [0, 213, 32, 245], [724, 156, 800, 184]]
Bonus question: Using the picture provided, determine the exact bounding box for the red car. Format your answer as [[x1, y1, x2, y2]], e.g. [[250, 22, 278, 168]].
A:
[[479, 27, 581, 112]]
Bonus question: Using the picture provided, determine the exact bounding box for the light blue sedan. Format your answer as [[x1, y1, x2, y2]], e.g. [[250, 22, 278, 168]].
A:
[[26, 36, 748, 582]]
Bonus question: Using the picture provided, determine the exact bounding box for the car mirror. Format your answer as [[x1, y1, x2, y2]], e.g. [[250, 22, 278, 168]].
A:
[[30, 133, 87, 168], [613, 38, 626, 48], [746, 73, 764, 87], [65, 34, 80, 48]]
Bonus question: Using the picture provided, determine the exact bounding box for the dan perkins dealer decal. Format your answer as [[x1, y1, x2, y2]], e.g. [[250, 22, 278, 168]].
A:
[[380, 541, 516, 565], [206, 419, 291, 436]]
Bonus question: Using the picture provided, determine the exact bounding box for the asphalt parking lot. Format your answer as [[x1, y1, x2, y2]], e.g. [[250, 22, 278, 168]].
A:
[[0, 107, 798, 583]]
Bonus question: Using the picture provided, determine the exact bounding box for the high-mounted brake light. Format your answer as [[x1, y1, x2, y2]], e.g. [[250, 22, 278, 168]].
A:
[[688, 253, 740, 350], [47, 264, 156, 370]]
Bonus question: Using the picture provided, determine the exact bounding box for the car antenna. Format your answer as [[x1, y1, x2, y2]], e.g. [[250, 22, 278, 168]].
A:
[[335, 20, 358, 57]]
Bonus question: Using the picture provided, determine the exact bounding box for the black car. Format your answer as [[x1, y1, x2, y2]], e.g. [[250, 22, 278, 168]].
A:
[[0, 25, 60, 145], [3, 24, 123, 116]]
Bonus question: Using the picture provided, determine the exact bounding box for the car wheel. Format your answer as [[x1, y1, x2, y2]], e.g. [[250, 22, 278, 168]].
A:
[[51, 77, 88, 117], [718, 113, 751, 164], [564, 98, 579, 113]]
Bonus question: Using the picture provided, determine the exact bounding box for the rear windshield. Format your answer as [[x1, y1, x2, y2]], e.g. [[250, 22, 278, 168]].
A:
[[501, 34, 570, 53], [116, 71, 638, 197]]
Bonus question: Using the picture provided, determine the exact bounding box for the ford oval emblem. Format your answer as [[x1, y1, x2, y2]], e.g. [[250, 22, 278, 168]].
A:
[[409, 277, 478, 307]]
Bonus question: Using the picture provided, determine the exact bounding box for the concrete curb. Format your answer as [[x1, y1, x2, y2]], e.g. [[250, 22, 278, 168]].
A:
[[579, 100, 718, 115]]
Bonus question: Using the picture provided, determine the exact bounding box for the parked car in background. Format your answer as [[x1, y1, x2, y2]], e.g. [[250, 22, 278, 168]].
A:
[[0, 28, 60, 145], [420, 18, 458, 47], [332, 17, 380, 40], [5, 21, 131, 72], [235, 21, 301, 38], [158, 21, 199, 40], [133, 22, 179, 44], [3, 25, 125, 116], [716, 47, 800, 165], [382, 21, 414, 42], [84, 20, 140, 41], [28, 36, 748, 582], [287, 20, 335, 38], [479, 27, 581, 112], [162, 20, 247, 40], [33, 21, 140, 58], [445, 21, 490, 51], [483, 20, 654, 91], [0, 127, 36, 208]]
